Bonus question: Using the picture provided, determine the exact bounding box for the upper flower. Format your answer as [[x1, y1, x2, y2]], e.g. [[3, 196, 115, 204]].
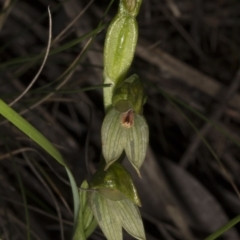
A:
[[101, 75, 149, 176]]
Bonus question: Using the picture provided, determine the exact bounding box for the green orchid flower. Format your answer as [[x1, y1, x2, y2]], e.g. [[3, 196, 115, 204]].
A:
[[88, 162, 145, 240], [101, 75, 149, 176], [88, 191, 146, 240]]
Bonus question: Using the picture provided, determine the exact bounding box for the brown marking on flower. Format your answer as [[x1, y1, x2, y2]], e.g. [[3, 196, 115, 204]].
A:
[[121, 109, 134, 128]]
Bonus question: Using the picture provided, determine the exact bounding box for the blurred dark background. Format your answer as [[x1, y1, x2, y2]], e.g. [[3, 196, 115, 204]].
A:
[[0, 0, 240, 239]]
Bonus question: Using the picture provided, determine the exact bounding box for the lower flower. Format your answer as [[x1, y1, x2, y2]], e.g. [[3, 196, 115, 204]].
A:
[[88, 190, 146, 240]]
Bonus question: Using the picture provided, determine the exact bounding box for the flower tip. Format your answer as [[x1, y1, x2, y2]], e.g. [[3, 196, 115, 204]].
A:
[[137, 171, 142, 179], [104, 161, 115, 171], [136, 197, 142, 207], [133, 166, 142, 178], [104, 163, 110, 171]]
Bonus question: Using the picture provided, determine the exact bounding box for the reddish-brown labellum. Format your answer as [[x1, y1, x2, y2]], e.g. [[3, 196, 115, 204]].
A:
[[121, 109, 134, 128]]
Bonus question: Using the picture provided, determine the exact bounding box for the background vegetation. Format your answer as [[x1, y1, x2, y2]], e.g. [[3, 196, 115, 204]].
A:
[[0, 0, 240, 239]]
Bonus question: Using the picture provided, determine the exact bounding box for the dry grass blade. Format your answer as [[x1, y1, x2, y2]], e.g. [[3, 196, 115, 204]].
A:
[[52, 0, 94, 45], [0, 0, 12, 30], [24, 153, 65, 240], [0, 209, 42, 240], [9, 7, 52, 107]]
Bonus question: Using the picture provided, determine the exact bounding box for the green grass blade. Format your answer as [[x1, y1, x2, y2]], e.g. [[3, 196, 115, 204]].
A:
[[0, 99, 79, 225], [204, 215, 240, 240]]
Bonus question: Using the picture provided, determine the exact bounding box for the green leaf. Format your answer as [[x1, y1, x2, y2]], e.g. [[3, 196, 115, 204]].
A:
[[0, 99, 79, 226]]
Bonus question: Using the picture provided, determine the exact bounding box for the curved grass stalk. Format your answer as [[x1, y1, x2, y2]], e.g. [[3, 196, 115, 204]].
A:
[[0, 24, 106, 72], [0, 2, 62, 54], [9, 7, 52, 107], [0, 37, 93, 128]]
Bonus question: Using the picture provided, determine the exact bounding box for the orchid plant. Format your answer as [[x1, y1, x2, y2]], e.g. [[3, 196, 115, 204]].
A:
[[0, 1, 239, 239], [75, 0, 148, 239]]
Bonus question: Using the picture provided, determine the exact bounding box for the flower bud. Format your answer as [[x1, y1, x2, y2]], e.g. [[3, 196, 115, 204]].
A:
[[104, 16, 138, 85], [119, 0, 142, 17], [103, 0, 141, 110], [113, 74, 147, 114]]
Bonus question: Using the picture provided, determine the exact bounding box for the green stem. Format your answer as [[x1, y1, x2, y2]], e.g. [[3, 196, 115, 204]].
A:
[[204, 215, 240, 240]]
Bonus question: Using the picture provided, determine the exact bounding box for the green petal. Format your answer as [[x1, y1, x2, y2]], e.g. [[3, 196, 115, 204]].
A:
[[88, 191, 145, 240], [102, 108, 124, 168], [88, 191, 123, 240], [124, 114, 149, 176], [117, 199, 146, 240], [90, 162, 141, 206]]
